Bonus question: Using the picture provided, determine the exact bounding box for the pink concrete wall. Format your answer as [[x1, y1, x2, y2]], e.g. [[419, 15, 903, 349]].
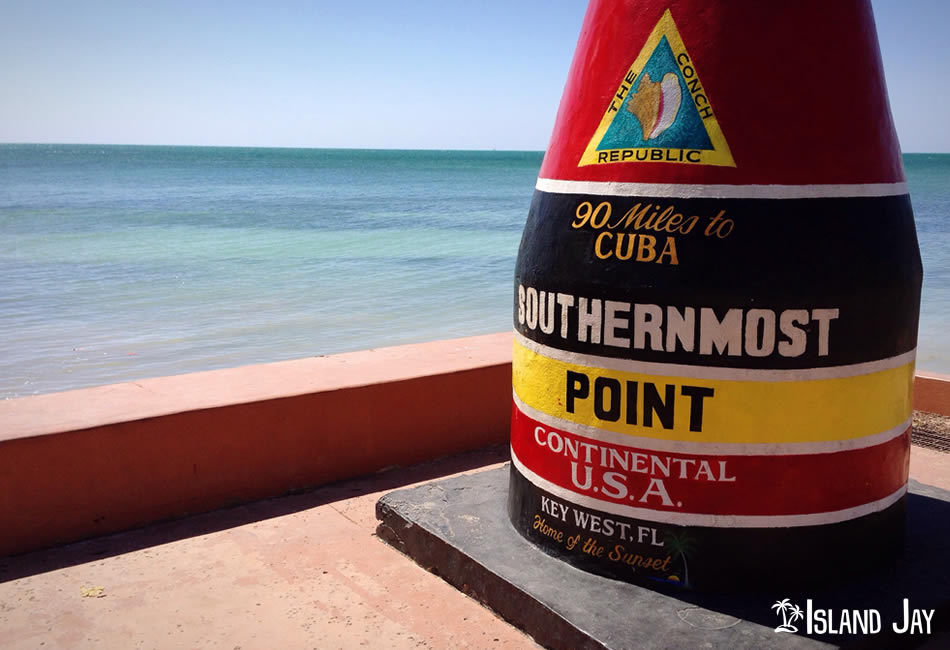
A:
[[914, 371, 950, 416], [0, 333, 512, 556], [1, 333, 948, 557]]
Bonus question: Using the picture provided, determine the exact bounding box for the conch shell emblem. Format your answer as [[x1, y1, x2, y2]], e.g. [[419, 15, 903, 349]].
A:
[[627, 72, 682, 141]]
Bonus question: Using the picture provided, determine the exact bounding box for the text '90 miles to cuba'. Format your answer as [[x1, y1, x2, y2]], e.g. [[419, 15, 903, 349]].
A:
[[569, 200, 736, 265]]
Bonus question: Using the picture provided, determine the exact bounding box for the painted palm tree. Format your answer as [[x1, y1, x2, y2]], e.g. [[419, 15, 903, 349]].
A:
[[663, 531, 696, 587], [772, 599, 802, 633]]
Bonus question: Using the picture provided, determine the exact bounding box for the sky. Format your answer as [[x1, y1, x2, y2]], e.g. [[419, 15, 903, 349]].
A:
[[1, 0, 947, 152]]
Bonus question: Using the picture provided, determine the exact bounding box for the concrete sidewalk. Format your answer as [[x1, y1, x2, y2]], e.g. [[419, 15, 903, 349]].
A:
[[1, 443, 947, 650], [0, 446, 538, 649]]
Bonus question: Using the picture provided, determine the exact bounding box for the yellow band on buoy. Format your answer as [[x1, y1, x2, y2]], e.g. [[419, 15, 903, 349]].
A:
[[512, 340, 913, 445]]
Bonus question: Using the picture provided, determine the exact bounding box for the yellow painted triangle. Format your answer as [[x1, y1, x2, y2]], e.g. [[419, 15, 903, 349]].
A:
[[579, 10, 734, 167]]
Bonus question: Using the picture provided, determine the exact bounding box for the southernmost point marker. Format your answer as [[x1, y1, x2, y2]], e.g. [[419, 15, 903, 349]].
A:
[[509, 0, 923, 590]]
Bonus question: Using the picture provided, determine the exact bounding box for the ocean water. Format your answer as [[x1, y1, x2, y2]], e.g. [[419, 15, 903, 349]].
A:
[[905, 153, 950, 373], [0, 145, 948, 399]]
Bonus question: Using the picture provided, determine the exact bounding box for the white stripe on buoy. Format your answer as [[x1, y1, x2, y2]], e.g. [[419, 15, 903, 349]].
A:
[[513, 330, 916, 382], [535, 178, 909, 199]]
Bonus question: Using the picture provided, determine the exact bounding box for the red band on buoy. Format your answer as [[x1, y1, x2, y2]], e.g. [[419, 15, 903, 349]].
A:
[[511, 404, 909, 519], [540, 0, 903, 185]]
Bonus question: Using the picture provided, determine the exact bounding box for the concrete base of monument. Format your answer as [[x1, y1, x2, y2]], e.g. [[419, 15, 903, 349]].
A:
[[376, 467, 950, 650]]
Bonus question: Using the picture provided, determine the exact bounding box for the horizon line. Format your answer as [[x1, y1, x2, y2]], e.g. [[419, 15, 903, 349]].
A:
[[0, 141, 548, 154], [1, 142, 947, 155]]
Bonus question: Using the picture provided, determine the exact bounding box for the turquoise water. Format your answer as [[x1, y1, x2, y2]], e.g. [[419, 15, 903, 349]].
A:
[[0, 145, 948, 398], [905, 154, 950, 373]]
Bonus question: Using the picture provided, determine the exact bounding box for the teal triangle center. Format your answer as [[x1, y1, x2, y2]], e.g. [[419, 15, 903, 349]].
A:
[[597, 37, 713, 151]]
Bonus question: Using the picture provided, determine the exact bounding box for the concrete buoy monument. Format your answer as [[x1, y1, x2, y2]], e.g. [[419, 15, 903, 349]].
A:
[[509, 0, 922, 590]]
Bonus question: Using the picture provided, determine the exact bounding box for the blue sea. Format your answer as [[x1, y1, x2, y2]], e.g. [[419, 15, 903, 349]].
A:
[[1, 145, 948, 399]]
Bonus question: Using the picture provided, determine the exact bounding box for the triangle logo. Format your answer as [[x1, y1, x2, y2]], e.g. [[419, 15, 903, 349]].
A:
[[579, 10, 734, 167]]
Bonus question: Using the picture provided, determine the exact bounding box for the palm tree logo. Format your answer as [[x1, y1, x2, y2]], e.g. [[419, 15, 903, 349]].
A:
[[663, 531, 696, 587], [772, 599, 804, 633]]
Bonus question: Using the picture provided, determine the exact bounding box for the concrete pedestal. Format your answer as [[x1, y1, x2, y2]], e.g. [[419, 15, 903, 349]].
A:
[[377, 467, 950, 649]]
